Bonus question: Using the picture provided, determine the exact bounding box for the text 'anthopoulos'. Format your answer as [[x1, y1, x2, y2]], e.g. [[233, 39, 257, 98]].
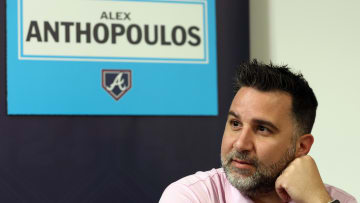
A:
[[25, 21, 202, 46]]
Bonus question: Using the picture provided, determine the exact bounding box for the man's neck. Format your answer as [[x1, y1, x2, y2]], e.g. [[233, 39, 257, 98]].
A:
[[251, 191, 283, 203]]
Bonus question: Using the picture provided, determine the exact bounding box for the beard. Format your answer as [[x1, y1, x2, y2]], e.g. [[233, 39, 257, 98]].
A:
[[221, 144, 296, 197]]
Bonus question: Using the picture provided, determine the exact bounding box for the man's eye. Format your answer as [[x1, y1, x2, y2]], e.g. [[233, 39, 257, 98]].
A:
[[257, 125, 272, 134], [230, 120, 241, 129], [258, 126, 267, 131]]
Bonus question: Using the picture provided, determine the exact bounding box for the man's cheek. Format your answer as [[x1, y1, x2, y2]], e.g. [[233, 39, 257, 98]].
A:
[[220, 135, 230, 151]]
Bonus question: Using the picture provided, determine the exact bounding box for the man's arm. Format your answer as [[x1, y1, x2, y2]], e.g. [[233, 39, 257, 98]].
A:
[[275, 155, 334, 203]]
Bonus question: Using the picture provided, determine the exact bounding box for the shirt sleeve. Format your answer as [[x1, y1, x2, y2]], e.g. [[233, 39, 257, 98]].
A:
[[159, 182, 201, 203], [325, 184, 358, 203], [343, 197, 358, 203]]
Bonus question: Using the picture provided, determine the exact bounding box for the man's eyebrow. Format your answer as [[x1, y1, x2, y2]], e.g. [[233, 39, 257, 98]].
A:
[[227, 111, 279, 132], [252, 119, 279, 132], [228, 111, 239, 118]]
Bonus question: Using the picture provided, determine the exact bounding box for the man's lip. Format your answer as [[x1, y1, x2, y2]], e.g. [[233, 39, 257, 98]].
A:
[[231, 159, 254, 169], [232, 158, 251, 165]]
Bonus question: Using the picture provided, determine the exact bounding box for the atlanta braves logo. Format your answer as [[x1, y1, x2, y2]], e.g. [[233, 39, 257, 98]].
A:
[[102, 70, 132, 100]]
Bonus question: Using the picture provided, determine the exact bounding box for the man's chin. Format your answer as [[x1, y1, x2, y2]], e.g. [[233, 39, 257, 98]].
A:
[[228, 170, 256, 184], [224, 167, 275, 197], [231, 172, 253, 180]]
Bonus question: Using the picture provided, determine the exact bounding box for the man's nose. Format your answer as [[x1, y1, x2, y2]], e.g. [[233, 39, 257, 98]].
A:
[[233, 126, 254, 152]]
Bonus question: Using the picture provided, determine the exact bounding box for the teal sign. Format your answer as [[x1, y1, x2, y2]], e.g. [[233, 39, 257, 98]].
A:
[[6, 0, 217, 115]]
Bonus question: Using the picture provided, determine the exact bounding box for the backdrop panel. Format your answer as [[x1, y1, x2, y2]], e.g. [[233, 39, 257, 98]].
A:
[[0, 0, 249, 202]]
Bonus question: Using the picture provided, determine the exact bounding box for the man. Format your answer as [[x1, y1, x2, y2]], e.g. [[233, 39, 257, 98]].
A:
[[159, 60, 357, 203]]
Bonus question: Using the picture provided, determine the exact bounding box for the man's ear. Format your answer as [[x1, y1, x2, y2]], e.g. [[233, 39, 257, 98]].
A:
[[295, 134, 314, 157]]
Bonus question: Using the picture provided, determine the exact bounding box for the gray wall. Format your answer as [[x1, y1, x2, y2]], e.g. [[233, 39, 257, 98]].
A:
[[251, 0, 360, 200]]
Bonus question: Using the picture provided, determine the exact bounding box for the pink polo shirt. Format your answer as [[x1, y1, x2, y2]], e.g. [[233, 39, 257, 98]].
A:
[[159, 168, 357, 203]]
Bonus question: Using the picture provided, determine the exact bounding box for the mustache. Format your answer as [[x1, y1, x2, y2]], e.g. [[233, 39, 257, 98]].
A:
[[224, 150, 259, 167]]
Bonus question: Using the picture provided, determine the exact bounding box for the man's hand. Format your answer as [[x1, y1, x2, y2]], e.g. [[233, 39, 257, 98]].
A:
[[275, 155, 332, 203]]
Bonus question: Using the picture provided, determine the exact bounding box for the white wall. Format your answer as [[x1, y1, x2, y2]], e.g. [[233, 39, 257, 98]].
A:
[[250, 0, 360, 200]]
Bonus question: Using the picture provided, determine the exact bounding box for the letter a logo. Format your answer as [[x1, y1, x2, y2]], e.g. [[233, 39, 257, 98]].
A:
[[102, 70, 132, 100]]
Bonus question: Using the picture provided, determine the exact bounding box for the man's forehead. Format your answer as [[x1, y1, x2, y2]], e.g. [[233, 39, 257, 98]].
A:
[[229, 87, 294, 125], [231, 87, 293, 109]]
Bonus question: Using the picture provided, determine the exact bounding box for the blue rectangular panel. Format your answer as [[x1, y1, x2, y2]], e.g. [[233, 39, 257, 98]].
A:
[[6, 0, 218, 115]]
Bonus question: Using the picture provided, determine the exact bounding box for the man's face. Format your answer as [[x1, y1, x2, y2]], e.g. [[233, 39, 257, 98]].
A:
[[221, 87, 298, 196]]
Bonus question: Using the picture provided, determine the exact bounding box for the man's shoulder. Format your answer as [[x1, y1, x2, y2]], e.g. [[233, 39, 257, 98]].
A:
[[176, 168, 226, 187], [159, 168, 230, 203], [325, 184, 357, 203]]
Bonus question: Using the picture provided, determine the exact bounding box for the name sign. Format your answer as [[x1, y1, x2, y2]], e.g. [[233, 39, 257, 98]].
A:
[[7, 0, 217, 115]]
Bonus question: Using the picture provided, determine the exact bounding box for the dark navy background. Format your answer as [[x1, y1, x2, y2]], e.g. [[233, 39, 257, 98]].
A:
[[0, 0, 249, 202]]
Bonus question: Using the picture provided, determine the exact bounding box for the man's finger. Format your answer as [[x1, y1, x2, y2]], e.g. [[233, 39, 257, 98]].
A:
[[275, 173, 291, 202], [276, 187, 291, 202]]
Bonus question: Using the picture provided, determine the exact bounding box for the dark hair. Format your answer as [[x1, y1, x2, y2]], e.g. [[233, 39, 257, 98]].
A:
[[234, 59, 318, 135]]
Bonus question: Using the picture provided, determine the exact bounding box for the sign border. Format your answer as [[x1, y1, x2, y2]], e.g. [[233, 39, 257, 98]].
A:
[[17, 0, 209, 64]]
